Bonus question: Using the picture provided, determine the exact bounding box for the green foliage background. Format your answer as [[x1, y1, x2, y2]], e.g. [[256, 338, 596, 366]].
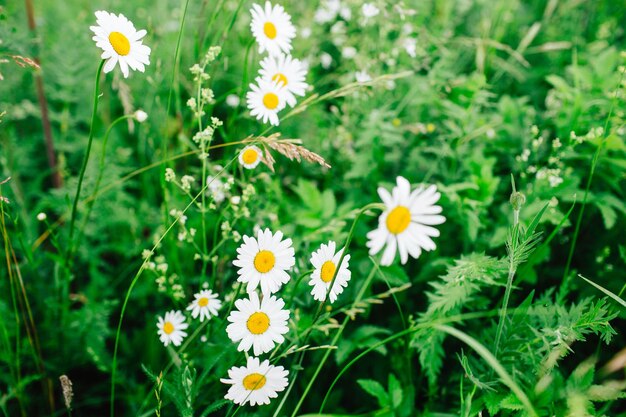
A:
[[0, 0, 625, 416]]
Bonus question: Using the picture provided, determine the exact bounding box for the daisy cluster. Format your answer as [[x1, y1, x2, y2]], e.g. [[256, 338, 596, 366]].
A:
[[220, 175, 446, 406], [221, 228, 352, 405], [246, 2, 309, 126], [151, 176, 444, 407]]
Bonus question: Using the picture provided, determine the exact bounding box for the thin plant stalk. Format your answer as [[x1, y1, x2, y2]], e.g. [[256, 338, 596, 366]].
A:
[[24, 0, 62, 188], [67, 60, 105, 258], [563, 69, 624, 281], [275, 205, 382, 417], [288, 267, 378, 417], [76, 115, 134, 250], [160, 0, 191, 226], [493, 178, 521, 359]]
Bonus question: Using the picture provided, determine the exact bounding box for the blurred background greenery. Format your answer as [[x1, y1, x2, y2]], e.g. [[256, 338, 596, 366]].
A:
[[1, 0, 625, 416]]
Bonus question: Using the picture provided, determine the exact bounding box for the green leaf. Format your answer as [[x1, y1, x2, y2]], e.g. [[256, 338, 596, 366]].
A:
[[579, 275, 626, 308], [357, 379, 389, 407], [388, 374, 403, 409], [435, 324, 539, 417]]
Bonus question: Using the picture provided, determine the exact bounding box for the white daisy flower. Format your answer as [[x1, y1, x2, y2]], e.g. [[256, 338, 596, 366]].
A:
[[233, 228, 295, 296], [259, 53, 308, 107], [187, 289, 222, 322], [366, 176, 445, 266], [221, 356, 289, 406], [90, 11, 151, 78], [250, 2, 296, 56], [226, 292, 290, 356], [156, 310, 188, 347], [238, 145, 263, 169], [246, 78, 288, 126], [309, 241, 351, 303]]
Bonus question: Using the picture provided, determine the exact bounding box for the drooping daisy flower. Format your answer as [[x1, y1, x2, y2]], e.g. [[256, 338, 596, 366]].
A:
[[221, 356, 289, 406], [309, 241, 351, 303], [246, 78, 288, 126], [90, 11, 151, 78], [226, 292, 290, 356], [187, 289, 222, 322], [239, 145, 263, 169], [259, 53, 308, 107], [367, 176, 445, 266], [250, 2, 296, 56], [156, 310, 188, 347], [233, 228, 295, 295]]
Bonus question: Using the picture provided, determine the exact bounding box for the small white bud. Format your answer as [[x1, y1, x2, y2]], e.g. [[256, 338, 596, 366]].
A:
[[134, 110, 148, 123]]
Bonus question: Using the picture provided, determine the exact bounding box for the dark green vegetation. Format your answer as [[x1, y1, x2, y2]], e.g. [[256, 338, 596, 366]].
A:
[[1, 0, 625, 416]]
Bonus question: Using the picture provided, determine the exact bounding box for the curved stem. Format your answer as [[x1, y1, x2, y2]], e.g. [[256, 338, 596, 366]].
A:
[[563, 69, 624, 281], [68, 60, 104, 257], [289, 267, 377, 417], [76, 115, 133, 250], [279, 203, 383, 417]]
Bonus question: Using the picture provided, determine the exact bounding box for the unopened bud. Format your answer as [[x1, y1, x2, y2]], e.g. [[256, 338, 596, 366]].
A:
[[510, 191, 526, 211], [134, 110, 148, 123]]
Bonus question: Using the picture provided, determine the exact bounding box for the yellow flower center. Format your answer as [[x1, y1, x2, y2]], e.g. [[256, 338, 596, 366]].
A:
[[163, 322, 175, 335], [108, 31, 131, 56], [254, 250, 275, 273], [263, 22, 277, 39], [247, 312, 270, 334], [242, 148, 259, 165], [386, 206, 411, 234], [262, 93, 279, 110], [320, 260, 336, 283], [198, 297, 209, 307], [272, 73, 288, 86], [243, 373, 267, 390]]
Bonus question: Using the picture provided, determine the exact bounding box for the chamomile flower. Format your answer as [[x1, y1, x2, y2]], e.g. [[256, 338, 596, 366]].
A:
[[366, 176, 445, 266], [90, 11, 151, 78], [259, 53, 308, 107], [187, 289, 222, 322], [239, 145, 263, 169], [250, 2, 296, 56], [233, 228, 295, 295], [246, 78, 288, 126], [226, 292, 290, 356], [221, 356, 289, 406], [309, 241, 351, 303], [156, 310, 188, 347]]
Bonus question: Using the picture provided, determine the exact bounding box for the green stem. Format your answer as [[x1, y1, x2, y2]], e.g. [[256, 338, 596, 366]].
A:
[[289, 267, 378, 417], [76, 115, 133, 250], [563, 69, 624, 280], [493, 218, 520, 359], [160, 0, 191, 240], [269, 204, 382, 417], [68, 60, 104, 255], [493, 179, 521, 359]]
